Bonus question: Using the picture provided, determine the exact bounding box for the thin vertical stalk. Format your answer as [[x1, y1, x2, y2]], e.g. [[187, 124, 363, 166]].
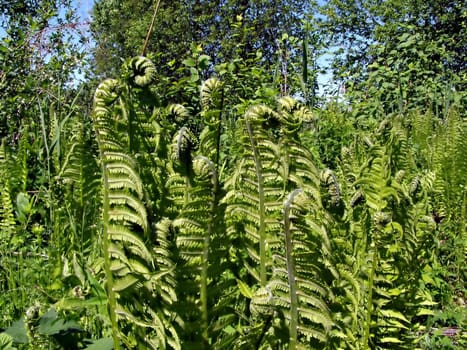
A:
[[201, 97, 224, 345], [200, 166, 218, 347], [363, 240, 377, 349], [102, 165, 121, 350], [142, 0, 162, 56], [200, 234, 209, 347], [38, 103, 54, 221], [94, 126, 121, 349], [284, 189, 301, 350], [245, 117, 267, 286]]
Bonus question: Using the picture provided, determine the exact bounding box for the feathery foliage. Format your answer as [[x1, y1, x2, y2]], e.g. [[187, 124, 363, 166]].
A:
[[2, 46, 465, 349], [92, 56, 179, 349]]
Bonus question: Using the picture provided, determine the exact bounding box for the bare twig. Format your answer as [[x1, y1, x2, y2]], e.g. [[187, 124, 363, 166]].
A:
[[142, 0, 162, 56]]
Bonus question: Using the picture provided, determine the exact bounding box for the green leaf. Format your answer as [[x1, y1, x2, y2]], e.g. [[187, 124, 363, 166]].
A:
[[236, 279, 254, 299], [189, 68, 199, 82], [72, 253, 86, 286], [416, 308, 435, 316], [15, 192, 31, 223], [198, 54, 211, 69], [112, 274, 140, 292], [85, 337, 114, 350], [38, 308, 82, 335], [379, 309, 409, 323], [55, 296, 108, 309], [182, 58, 196, 67], [4, 320, 28, 344]]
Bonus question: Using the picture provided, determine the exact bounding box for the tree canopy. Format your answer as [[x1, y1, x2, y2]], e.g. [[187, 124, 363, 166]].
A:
[[91, 0, 313, 77], [317, 0, 467, 82], [314, 0, 467, 112], [0, 0, 89, 139]]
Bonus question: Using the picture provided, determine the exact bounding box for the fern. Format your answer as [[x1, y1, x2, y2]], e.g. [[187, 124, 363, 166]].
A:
[[275, 97, 320, 194], [224, 104, 284, 287], [267, 189, 333, 348], [222, 97, 337, 348], [53, 114, 101, 256], [199, 78, 224, 166], [332, 123, 439, 348], [165, 78, 229, 348], [0, 139, 16, 240], [170, 154, 217, 347], [92, 57, 180, 349]]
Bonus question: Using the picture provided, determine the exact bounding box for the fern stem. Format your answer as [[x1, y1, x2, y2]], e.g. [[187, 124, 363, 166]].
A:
[[202, 172, 215, 346], [94, 129, 121, 349], [214, 89, 224, 174], [200, 89, 224, 344], [245, 117, 267, 286], [203, 164, 221, 346], [200, 184, 214, 346], [200, 235, 210, 346], [363, 240, 377, 349], [284, 189, 300, 350], [102, 167, 121, 350]]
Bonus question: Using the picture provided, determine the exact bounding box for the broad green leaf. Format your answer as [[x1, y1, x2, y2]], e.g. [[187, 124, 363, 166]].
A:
[[85, 337, 114, 350], [38, 308, 81, 335], [182, 58, 196, 67], [4, 320, 28, 344]]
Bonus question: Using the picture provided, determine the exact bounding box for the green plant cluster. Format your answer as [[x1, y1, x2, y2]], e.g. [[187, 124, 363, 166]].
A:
[[1, 52, 465, 349], [1, 1, 466, 348]]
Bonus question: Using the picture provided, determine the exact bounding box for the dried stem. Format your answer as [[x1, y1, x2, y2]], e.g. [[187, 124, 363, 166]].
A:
[[142, 0, 162, 56]]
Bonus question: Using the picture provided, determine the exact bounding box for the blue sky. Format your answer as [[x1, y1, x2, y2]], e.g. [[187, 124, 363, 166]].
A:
[[75, 0, 94, 21], [0, 1, 93, 36], [1, 1, 334, 94]]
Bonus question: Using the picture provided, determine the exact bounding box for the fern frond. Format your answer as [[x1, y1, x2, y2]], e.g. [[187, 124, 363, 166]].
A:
[[171, 126, 197, 175], [201, 77, 223, 111], [108, 225, 152, 262], [332, 125, 440, 348], [320, 168, 342, 207], [94, 79, 120, 109], [104, 152, 144, 196], [112, 274, 141, 292], [167, 104, 191, 124], [170, 152, 222, 344], [264, 189, 333, 349], [0, 140, 16, 239], [92, 58, 180, 349], [122, 56, 156, 87]]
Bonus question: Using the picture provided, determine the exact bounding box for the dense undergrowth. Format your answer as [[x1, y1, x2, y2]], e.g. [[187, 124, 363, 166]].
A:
[[0, 54, 466, 349]]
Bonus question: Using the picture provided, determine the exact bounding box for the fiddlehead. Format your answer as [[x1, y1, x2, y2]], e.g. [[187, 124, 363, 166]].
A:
[[121, 56, 156, 87], [199, 78, 224, 167], [167, 104, 191, 125], [275, 97, 319, 195], [171, 126, 197, 176], [201, 78, 223, 113], [320, 168, 342, 208]]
